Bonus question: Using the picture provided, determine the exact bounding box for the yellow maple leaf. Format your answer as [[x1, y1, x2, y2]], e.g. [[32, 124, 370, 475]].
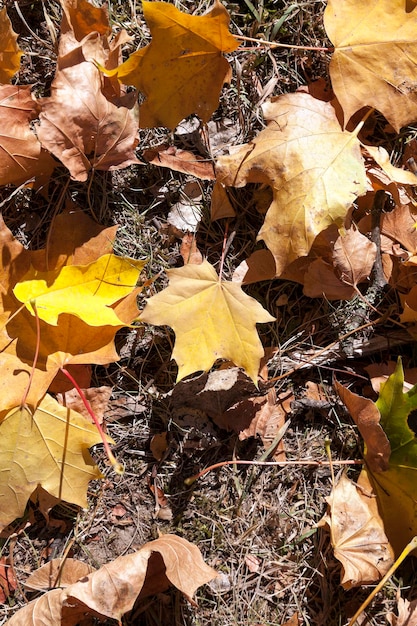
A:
[[106, 0, 239, 129], [216, 92, 367, 276], [140, 260, 274, 384], [13, 253, 145, 327], [0, 394, 112, 532], [324, 0, 417, 131], [0, 8, 22, 83]]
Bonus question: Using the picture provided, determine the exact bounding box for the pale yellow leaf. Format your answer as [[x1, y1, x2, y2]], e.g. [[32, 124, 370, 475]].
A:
[[140, 260, 274, 384]]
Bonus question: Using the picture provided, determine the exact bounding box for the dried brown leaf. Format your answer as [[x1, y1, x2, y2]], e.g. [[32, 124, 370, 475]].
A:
[[319, 473, 394, 589]]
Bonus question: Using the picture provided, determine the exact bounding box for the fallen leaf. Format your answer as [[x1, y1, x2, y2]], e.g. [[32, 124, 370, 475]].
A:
[[108, 0, 239, 129], [325, 0, 417, 131], [57, 385, 112, 423], [0, 8, 23, 83], [13, 254, 145, 327], [339, 359, 417, 556], [8, 536, 217, 624], [180, 234, 203, 265], [232, 249, 276, 284], [150, 432, 168, 461], [210, 181, 236, 220], [216, 93, 367, 275], [365, 361, 417, 393], [140, 259, 274, 384], [213, 388, 292, 460], [0, 85, 55, 187], [364, 145, 417, 186], [244, 554, 261, 573], [387, 597, 417, 626], [335, 380, 390, 472], [0, 554, 17, 602], [0, 394, 112, 532], [38, 16, 140, 181], [142, 144, 215, 179], [332, 226, 376, 288], [318, 472, 394, 588], [24, 559, 95, 591]]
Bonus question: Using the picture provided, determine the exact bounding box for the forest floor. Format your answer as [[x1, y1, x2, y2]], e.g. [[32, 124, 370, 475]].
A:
[[2, 0, 417, 625]]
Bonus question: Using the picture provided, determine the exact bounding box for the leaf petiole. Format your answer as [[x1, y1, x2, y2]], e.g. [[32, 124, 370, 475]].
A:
[[60, 367, 124, 475]]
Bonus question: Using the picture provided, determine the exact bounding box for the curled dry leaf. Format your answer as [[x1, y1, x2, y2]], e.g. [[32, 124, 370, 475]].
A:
[[387, 597, 417, 626], [332, 226, 376, 288], [142, 144, 216, 180], [335, 380, 390, 472], [7, 535, 217, 624], [318, 472, 394, 589]]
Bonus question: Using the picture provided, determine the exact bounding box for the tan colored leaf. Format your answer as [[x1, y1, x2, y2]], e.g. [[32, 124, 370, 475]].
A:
[[318, 473, 394, 589], [142, 144, 215, 179], [180, 234, 203, 265], [0, 394, 111, 532], [25, 559, 95, 591], [62, 534, 217, 619], [216, 93, 367, 275], [5, 588, 65, 626], [387, 597, 417, 626], [364, 145, 417, 186], [213, 388, 292, 460], [0, 85, 55, 187], [365, 361, 417, 393], [0, 8, 23, 83], [57, 385, 112, 423], [108, 0, 239, 129], [150, 432, 168, 461], [140, 259, 274, 384], [8, 536, 217, 624], [325, 0, 417, 131], [332, 226, 376, 288], [335, 380, 390, 472]]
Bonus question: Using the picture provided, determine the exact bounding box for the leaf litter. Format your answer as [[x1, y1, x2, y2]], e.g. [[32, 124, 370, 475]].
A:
[[3, 0, 417, 625]]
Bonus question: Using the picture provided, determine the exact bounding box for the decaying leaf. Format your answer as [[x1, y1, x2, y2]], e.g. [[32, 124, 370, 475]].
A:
[[325, 0, 417, 131], [142, 144, 216, 179], [108, 0, 239, 129], [7, 535, 217, 624], [140, 259, 274, 384], [0, 394, 112, 532], [0, 8, 23, 83], [318, 473, 394, 588], [216, 93, 367, 275]]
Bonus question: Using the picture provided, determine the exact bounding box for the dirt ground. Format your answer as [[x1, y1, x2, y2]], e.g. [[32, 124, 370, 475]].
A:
[[2, 1, 417, 625]]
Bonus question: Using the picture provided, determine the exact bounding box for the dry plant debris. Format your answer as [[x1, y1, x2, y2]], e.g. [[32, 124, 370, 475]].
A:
[[1, 0, 417, 624]]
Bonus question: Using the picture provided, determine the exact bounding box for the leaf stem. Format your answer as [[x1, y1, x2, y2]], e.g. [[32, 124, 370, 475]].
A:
[[235, 34, 334, 52], [60, 368, 124, 475], [347, 535, 417, 626], [184, 458, 363, 486]]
